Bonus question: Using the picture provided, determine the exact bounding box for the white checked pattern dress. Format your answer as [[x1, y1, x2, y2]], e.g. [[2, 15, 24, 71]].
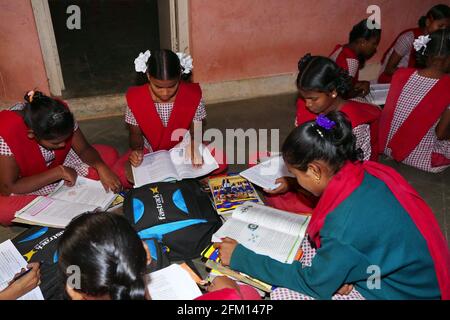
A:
[[124, 99, 207, 151], [270, 235, 365, 300], [384, 71, 450, 173], [379, 31, 415, 78], [0, 103, 89, 195]]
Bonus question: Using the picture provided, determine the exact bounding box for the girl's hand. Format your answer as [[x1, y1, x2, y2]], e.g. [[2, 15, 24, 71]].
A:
[[264, 177, 291, 194], [7, 263, 41, 299], [60, 166, 78, 187], [97, 165, 122, 193], [207, 276, 240, 293], [354, 81, 370, 97], [142, 241, 152, 266], [185, 142, 203, 167], [129, 150, 144, 167], [336, 284, 354, 295], [213, 237, 239, 266]]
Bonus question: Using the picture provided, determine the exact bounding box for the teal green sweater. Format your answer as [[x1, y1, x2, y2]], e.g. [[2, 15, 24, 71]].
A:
[[230, 173, 440, 300]]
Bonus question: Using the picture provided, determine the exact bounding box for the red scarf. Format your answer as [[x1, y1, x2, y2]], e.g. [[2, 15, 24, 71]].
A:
[[0, 110, 72, 177], [378, 28, 423, 83], [296, 99, 381, 161], [126, 82, 201, 151], [308, 161, 450, 299], [330, 45, 360, 81], [379, 68, 450, 162]]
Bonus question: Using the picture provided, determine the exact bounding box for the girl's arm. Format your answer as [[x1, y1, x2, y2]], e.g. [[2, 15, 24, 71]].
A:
[[0, 155, 72, 195], [128, 124, 145, 151], [188, 119, 206, 166], [383, 51, 403, 77], [229, 238, 371, 299], [71, 129, 121, 192], [435, 108, 450, 141]]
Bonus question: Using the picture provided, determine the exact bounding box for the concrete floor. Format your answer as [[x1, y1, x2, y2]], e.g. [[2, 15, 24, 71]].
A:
[[1, 93, 449, 248]]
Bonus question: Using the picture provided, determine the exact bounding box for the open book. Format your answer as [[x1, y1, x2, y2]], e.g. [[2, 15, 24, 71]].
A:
[[146, 263, 202, 300], [212, 202, 310, 264], [0, 240, 44, 300], [13, 177, 116, 228], [132, 146, 219, 188], [240, 155, 294, 191]]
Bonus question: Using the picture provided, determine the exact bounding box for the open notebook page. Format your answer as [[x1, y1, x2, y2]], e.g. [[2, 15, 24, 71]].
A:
[[170, 146, 219, 179], [49, 177, 116, 210], [0, 240, 44, 300], [240, 155, 294, 190], [132, 150, 178, 187], [147, 264, 202, 300]]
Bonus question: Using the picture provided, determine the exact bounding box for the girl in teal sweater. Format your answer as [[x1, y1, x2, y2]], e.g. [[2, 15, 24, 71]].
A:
[[216, 112, 450, 300]]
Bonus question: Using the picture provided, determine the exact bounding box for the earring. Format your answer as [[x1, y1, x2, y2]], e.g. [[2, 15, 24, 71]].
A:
[[316, 176, 321, 184], [332, 94, 337, 98]]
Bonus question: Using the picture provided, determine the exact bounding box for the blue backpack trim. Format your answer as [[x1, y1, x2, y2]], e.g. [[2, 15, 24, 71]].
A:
[[138, 219, 208, 241], [17, 227, 48, 243], [172, 189, 189, 214], [133, 198, 145, 224]]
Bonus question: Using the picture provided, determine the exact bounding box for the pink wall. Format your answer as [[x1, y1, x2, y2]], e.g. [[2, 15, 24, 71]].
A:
[[189, 0, 442, 83], [0, 0, 50, 103]]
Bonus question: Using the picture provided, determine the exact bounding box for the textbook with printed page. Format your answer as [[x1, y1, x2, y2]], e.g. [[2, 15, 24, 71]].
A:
[[132, 146, 219, 187], [240, 155, 295, 191], [366, 83, 390, 106], [208, 174, 263, 214], [212, 202, 311, 264], [13, 177, 116, 228]]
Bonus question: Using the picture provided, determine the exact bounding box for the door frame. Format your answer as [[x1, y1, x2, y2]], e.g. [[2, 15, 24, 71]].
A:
[[32, 0, 190, 97]]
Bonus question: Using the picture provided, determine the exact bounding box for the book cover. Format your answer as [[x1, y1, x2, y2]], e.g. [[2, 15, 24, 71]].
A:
[[208, 174, 263, 214]]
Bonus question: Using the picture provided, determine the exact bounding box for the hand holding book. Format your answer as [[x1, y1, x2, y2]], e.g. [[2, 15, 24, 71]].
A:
[[213, 237, 238, 267]]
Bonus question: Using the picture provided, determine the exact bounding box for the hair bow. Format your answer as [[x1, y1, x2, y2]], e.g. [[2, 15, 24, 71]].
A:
[[413, 35, 431, 54]]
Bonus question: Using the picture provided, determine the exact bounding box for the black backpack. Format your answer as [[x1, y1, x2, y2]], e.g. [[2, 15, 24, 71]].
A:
[[123, 179, 222, 261]]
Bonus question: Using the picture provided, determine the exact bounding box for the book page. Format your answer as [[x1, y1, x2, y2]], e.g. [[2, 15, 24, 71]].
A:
[[147, 264, 202, 300], [170, 146, 219, 179], [14, 197, 98, 228], [366, 83, 390, 106], [132, 150, 178, 187], [50, 177, 116, 210], [240, 156, 294, 190], [211, 217, 302, 263], [0, 240, 44, 300], [232, 202, 310, 236]]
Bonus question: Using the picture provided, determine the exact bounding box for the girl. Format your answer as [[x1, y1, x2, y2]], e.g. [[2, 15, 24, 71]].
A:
[[378, 4, 450, 83], [379, 28, 450, 173], [329, 18, 381, 98], [58, 212, 259, 300], [264, 55, 380, 214], [0, 91, 121, 225], [114, 49, 226, 188], [216, 112, 450, 300]]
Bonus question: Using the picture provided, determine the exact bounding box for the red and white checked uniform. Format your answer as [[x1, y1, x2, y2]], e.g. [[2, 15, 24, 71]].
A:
[[124, 99, 207, 151], [329, 47, 360, 78], [270, 235, 365, 300], [384, 71, 450, 173], [0, 103, 89, 195]]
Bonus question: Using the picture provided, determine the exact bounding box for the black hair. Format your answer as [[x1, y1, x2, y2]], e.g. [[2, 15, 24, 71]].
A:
[[349, 18, 382, 44], [57, 212, 147, 300], [282, 111, 362, 173], [148, 49, 192, 81], [23, 91, 74, 140], [297, 54, 353, 98], [424, 28, 450, 57], [418, 4, 450, 29]]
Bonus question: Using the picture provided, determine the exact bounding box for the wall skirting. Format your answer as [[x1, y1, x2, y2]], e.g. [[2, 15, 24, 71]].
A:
[[0, 63, 381, 121]]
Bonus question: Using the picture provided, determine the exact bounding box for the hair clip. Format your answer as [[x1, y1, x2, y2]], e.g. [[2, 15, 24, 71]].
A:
[[176, 52, 194, 74], [316, 114, 336, 131], [134, 50, 151, 73], [413, 35, 431, 54], [27, 90, 35, 103], [315, 127, 325, 138]]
